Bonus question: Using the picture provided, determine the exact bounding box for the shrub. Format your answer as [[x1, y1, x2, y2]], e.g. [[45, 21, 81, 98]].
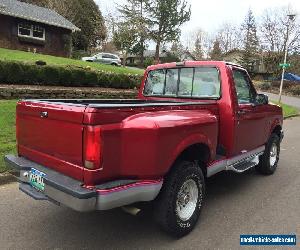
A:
[[71, 68, 87, 86], [85, 70, 98, 86], [259, 81, 271, 91], [40, 66, 60, 85], [289, 85, 300, 96], [97, 73, 110, 88], [22, 63, 40, 84], [271, 80, 294, 89], [0, 61, 7, 82], [0, 60, 143, 89], [59, 68, 72, 86], [6, 61, 24, 84], [144, 58, 155, 68]]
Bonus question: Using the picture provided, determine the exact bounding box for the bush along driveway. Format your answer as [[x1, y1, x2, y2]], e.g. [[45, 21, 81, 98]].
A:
[[0, 60, 143, 89]]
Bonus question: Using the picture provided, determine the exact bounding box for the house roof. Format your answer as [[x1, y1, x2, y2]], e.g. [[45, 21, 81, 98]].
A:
[[0, 0, 80, 32]]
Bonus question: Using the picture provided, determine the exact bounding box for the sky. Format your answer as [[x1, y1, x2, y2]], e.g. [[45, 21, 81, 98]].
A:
[[95, 0, 300, 47]]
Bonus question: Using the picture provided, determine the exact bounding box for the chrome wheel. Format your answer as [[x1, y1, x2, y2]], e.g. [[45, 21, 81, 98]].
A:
[[176, 179, 199, 221], [269, 143, 278, 167]]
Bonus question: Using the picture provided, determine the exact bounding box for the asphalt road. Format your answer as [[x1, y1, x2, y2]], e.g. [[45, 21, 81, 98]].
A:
[[1, 118, 300, 250], [261, 91, 300, 109]]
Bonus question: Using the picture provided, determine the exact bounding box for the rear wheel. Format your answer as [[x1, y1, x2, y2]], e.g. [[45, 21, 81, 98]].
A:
[[154, 161, 205, 237], [256, 133, 280, 175]]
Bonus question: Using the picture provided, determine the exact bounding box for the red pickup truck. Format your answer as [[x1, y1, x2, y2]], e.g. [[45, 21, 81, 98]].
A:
[[5, 61, 283, 237]]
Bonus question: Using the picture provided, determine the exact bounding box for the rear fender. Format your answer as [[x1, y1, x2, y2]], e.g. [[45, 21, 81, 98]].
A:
[[166, 134, 215, 173]]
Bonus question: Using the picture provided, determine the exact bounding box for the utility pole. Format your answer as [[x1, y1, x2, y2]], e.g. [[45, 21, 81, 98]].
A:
[[278, 14, 296, 103]]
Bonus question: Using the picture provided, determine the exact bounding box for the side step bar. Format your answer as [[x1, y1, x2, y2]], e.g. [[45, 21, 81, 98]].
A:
[[226, 155, 259, 173], [207, 146, 264, 177]]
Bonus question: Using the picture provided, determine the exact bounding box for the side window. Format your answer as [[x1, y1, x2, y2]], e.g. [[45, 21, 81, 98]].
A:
[[233, 69, 256, 104], [165, 69, 179, 96]]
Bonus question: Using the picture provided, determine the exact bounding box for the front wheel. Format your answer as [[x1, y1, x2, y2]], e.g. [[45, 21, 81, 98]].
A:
[[154, 161, 205, 237], [256, 133, 280, 175]]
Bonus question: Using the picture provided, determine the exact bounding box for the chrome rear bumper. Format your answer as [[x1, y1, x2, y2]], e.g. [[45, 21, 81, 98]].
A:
[[4, 155, 162, 212]]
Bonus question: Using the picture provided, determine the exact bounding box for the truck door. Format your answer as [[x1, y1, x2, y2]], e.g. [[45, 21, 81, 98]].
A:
[[232, 68, 267, 155]]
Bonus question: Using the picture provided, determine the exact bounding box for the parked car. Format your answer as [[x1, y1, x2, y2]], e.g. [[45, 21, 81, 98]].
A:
[[82, 52, 121, 66], [5, 61, 283, 237]]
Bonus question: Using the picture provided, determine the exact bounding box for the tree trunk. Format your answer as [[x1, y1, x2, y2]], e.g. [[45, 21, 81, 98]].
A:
[[122, 51, 127, 67], [139, 37, 145, 67], [155, 41, 161, 64]]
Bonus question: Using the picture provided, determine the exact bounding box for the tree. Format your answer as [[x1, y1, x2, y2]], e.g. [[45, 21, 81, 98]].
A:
[[118, 0, 150, 66], [193, 34, 204, 60], [113, 22, 138, 66], [170, 41, 184, 58], [20, 0, 107, 52], [145, 0, 191, 62], [241, 9, 259, 70], [216, 22, 242, 53], [260, 6, 300, 53], [209, 40, 222, 60]]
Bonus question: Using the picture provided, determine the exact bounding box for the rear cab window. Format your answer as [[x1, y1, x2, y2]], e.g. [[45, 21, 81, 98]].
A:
[[143, 66, 220, 99]]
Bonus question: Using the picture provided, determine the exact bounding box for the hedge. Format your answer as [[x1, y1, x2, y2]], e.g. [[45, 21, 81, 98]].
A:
[[0, 60, 143, 89]]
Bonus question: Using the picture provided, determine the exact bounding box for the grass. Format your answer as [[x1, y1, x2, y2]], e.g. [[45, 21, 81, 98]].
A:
[[0, 47, 144, 75], [0, 99, 298, 173], [0, 100, 16, 173], [271, 101, 299, 118]]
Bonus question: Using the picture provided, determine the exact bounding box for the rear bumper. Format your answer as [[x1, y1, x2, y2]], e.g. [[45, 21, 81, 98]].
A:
[[4, 155, 162, 212]]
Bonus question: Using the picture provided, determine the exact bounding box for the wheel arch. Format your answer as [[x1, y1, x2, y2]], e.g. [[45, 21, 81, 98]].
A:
[[169, 143, 211, 178], [271, 124, 282, 138]]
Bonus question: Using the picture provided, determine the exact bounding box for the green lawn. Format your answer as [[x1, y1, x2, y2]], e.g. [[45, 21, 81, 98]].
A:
[[0, 100, 298, 173], [0, 100, 16, 173], [0, 47, 144, 75], [271, 101, 299, 118]]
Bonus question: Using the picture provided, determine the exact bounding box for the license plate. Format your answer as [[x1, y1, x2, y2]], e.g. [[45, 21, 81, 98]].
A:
[[30, 168, 46, 191]]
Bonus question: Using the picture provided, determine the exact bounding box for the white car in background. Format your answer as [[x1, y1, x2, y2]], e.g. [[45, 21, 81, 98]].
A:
[[82, 53, 121, 66]]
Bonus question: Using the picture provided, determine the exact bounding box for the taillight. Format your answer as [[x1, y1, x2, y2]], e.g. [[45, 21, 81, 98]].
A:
[[83, 126, 102, 170]]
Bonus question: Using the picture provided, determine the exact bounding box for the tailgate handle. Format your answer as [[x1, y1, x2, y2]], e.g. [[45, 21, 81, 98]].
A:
[[40, 111, 48, 118]]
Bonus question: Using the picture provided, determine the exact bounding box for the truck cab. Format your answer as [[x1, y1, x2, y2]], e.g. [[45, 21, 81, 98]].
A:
[[5, 61, 283, 237]]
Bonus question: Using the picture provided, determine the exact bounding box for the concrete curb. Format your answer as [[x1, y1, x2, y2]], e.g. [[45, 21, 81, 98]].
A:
[[284, 114, 299, 120], [0, 172, 16, 185]]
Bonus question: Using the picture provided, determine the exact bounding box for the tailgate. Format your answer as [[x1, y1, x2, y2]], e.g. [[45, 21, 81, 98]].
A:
[[17, 100, 86, 181]]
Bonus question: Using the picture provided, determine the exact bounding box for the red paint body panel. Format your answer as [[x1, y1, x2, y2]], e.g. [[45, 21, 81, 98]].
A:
[[16, 61, 283, 186], [17, 100, 86, 181], [83, 107, 218, 185]]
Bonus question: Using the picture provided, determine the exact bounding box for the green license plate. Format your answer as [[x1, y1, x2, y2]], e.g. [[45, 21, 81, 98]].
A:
[[30, 168, 46, 191]]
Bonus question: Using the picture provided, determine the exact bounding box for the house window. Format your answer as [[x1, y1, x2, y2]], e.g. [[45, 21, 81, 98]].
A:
[[18, 23, 31, 36], [18, 23, 45, 40]]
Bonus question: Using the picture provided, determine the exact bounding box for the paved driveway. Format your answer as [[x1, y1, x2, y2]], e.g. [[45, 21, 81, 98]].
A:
[[261, 91, 300, 109], [0, 118, 299, 250]]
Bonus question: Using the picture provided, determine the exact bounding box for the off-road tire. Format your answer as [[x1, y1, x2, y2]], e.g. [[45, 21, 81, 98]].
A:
[[154, 161, 205, 237], [256, 133, 280, 175]]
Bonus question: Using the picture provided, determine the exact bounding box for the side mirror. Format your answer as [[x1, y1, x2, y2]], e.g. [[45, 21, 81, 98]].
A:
[[255, 94, 268, 105]]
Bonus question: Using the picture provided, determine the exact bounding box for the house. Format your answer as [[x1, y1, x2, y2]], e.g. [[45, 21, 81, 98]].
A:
[[0, 0, 80, 57], [119, 50, 195, 65], [179, 51, 196, 61], [222, 49, 268, 74]]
